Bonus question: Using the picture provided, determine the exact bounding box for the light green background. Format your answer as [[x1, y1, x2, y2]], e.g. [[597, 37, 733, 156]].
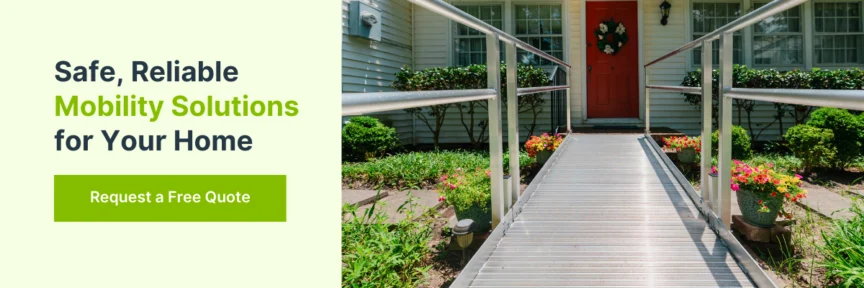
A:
[[0, 1, 341, 287]]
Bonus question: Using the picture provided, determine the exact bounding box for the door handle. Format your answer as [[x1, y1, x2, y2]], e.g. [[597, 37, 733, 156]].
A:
[[588, 65, 592, 73]]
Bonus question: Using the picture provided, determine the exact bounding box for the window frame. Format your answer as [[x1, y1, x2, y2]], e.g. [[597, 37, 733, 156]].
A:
[[811, 0, 864, 66], [751, 1, 806, 68], [451, 3, 506, 66], [512, 3, 566, 65], [689, 0, 746, 67]]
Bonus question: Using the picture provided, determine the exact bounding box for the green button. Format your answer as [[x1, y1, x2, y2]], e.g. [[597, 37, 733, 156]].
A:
[[54, 175, 286, 222]]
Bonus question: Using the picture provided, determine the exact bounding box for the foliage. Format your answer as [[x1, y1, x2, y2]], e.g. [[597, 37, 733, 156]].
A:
[[806, 107, 864, 169], [783, 125, 835, 173], [342, 116, 400, 162], [662, 136, 701, 152], [819, 204, 864, 287], [746, 154, 803, 175], [524, 133, 564, 157], [436, 168, 492, 232], [392, 64, 550, 147], [593, 18, 629, 55], [681, 67, 863, 141], [711, 125, 753, 160], [343, 150, 534, 189], [714, 160, 806, 217], [342, 197, 433, 287]]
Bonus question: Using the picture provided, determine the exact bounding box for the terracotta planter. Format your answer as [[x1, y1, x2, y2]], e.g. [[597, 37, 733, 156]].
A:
[[535, 150, 553, 166], [677, 147, 697, 164], [736, 189, 783, 228]]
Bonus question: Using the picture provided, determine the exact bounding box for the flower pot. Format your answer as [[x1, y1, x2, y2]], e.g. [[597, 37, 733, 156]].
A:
[[535, 150, 553, 166], [677, 147, 697, 164], [736, 189, 783, 228]]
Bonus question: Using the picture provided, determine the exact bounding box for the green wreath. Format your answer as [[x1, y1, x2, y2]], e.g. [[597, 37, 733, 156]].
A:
[[594, 18, 629, 55]]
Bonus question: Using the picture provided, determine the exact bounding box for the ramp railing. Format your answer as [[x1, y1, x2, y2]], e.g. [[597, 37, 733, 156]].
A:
[[645, 0, 864, 287], [342, 0, 570, 232]]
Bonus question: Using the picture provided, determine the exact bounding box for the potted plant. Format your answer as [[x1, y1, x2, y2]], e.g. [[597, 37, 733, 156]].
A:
[[716, 161, 807, 227], [525, 133, 563, 166], [437, 168, 492, 232], [663, 136, 701, 164]]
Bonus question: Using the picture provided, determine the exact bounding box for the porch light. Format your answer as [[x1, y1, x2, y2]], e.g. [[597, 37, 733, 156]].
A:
[[660, 0, 672, 26], [453, 219, 477, 267]]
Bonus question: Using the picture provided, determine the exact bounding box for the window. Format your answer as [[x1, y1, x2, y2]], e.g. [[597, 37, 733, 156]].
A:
[[453, 5, 503, 66], [814, 2, 863, 64], [691, 2, 743, 66], [753, 2, 804, 66], [515, 4, 564, 65]]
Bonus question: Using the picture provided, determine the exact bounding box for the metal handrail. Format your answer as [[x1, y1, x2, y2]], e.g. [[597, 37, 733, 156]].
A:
[[646, 85, 701, 94], [341, 89, 496, 115], [724, 88, 864, 110], [408, 0, 571, 69], [516, 85, 569, 96], [645, 0, 808, 68]]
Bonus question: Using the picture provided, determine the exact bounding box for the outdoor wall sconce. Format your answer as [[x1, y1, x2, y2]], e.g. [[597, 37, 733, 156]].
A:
[[453, 219, 477, 267], [660, 0, 672, 26]]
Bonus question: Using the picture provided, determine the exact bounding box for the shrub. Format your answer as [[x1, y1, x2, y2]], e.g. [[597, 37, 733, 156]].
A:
[[711, 126, 752, 160], [819, 204, 864, 287], [681, 67, 864, 140], [807, 107, 864, 169], [783, 125, 835, 173], [393, 64, 550, 147], [342, 199, 432, 287], [342, 150, 534, 189], [342, 116, 400, 162], [437, 168, 492, 232]]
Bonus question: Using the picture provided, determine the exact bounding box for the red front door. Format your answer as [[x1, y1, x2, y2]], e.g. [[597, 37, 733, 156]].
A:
[[586, 1, 639, 118]]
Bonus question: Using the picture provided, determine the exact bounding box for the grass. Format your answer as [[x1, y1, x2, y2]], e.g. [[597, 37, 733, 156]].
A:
[[819, 203, 864, 287], [342, 194, 434, 287], [343, 150, 535, 189]]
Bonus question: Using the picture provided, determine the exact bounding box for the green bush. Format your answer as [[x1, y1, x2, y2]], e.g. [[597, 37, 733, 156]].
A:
[[393, 64, 550, 147], [745, 154, 802, 174], [342, 116, 400, 162], [783, 125, 835, 173], [819, 204, 864, 287], [807, 107, 864, 169], [711, 126, 752, 160], [342, 150, 534, 189], [342, 199, 432, 287]]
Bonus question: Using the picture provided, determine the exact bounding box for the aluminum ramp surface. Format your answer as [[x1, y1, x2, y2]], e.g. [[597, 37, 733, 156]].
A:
[[459, 134, 757, 287]]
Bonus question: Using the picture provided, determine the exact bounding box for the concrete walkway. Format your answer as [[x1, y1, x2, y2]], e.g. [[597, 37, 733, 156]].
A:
[[799, 184, 857, 220], [343, 189, 442, 223]]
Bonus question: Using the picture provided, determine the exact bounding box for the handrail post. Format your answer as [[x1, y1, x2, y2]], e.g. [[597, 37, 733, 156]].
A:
[[487, 33, 505, 230], [644, 72, 650, 137], [718, 32, 734, 228], [700, 40, 713, 214], [565, 66, 571, 133], [505, 42, 520, 207]]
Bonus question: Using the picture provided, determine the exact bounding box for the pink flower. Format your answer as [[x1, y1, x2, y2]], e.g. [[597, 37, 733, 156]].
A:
[[731, 183, 740, 191], [794, 174, 803, 179], [439, 175, 448, 182], [711, 166, 718, 174], [456, 168, 462, 172], [438, 196, 445, 202], [449, 184, 457, 190]]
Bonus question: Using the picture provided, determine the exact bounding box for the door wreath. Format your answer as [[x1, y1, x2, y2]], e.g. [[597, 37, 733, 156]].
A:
[[594, 18, 628, 55]]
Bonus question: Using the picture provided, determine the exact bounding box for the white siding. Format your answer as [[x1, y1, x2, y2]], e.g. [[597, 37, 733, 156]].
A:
[[341, 0, 414, 140]]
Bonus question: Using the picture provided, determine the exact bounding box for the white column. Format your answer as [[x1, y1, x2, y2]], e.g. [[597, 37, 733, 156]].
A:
[[505, 41, 521, 207], [486, 33, 505, 229]]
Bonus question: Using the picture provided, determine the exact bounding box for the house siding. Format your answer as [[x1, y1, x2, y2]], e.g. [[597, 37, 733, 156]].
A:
[[341, 0, 414, 141]]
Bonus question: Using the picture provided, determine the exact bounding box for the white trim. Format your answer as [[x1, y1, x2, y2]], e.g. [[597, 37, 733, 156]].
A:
[[581, 0, 644, 121]]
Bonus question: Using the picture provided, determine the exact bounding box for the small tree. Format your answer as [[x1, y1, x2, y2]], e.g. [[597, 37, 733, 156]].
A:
[[342, 116, 400, 162]]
